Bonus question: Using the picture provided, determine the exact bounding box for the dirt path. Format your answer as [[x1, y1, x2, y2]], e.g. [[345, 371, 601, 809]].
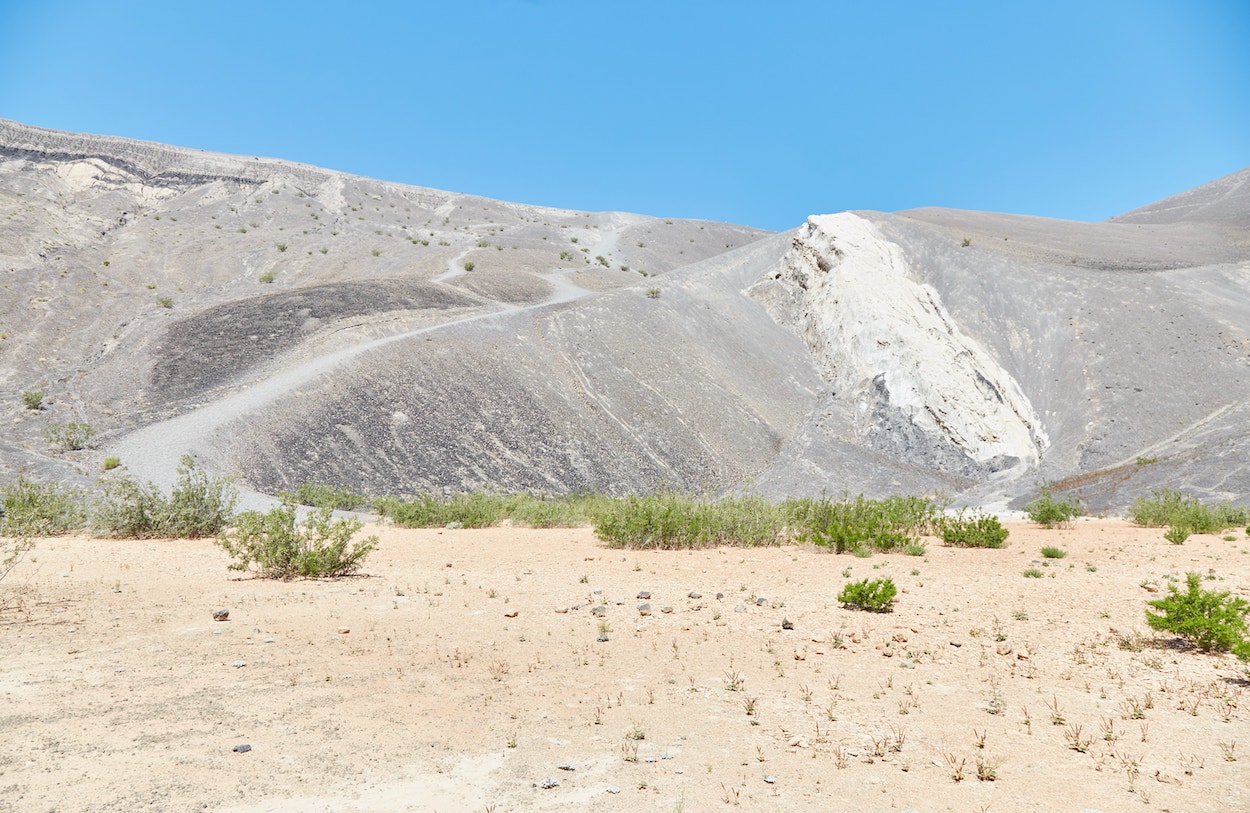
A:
[[107, 275, 596, 506]]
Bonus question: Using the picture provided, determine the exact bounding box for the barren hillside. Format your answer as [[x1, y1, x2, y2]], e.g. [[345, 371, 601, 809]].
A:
[[2, 119, 1248, 510]]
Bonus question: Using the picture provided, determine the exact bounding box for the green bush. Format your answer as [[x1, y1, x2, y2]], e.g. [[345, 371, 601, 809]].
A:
[[102, 457, 121, 471], [939, 512, 1009, 548], [790, 494, 941, 554], [258, 270, 275, 283], [838, 577, 897, 612], [1164, 526, 1191, 545], [0, 477, 87, 537], [594, 494, 784, 549], [1024, 489, 1081, 528], [1040, 545, 1067, 559], [1146, 572, 1250, 660], [286, 482, 367, 512], [92, 456, 236, 538], [216, 501, 376, 579], [1023, 568, 1044, 578], [1130, 489, 1248, 534], [377, 491, 612, 530], [22, 390, 43, 410], [44, 422, 95, 450]]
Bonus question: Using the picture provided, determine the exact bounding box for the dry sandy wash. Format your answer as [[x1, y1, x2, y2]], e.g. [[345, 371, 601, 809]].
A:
[[3, 521, 1249, 812]]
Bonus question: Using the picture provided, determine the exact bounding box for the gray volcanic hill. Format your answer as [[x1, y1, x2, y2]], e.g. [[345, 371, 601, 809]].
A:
[[2, 119, 1248, 512]]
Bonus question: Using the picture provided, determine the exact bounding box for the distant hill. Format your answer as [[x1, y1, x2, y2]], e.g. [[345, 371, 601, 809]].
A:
[[3, 119, 1248, 511]]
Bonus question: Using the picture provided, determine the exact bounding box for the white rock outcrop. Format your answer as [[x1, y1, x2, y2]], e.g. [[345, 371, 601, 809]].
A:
[[755, 212, 1047, 473]]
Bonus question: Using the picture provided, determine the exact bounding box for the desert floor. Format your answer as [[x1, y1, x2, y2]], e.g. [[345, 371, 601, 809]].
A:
[[2, 520, 1248, 812]]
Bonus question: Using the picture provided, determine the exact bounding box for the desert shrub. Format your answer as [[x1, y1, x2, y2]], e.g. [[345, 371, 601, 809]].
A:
[[157, 296, 174, 308], [789, 494, 941, 554], [1130, 489, 1248, 534], [44, 422, 95, 451], [1146, 572, 1250, 660], [1163, 526, 1191, 545], [645, 287, 661, 298], [286, 482, 367, 512], [838, 577, 897, 613], [939, 512, 1009, 548], [22, 390, 43, 410], [216, 501, 376, 579], [92, 456, 236, 538], [377, 491, 611, 530], [258, 270, 275, 283], [1025, 488, 1081, 528], [463, 261, 475, 271], [101, 457, 121, 471], [594, 494, 784, 549], [1023, 567, 1045, 578], [1040, 545, 1067, 559], [0, 477, 87, 537]]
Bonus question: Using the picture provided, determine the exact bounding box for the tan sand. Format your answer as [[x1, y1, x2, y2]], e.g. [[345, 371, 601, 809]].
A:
[[2, 520, 1248, 812]]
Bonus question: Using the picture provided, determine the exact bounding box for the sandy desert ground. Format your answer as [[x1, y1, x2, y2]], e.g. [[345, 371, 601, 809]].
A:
[[2, 520, 1249, 812]]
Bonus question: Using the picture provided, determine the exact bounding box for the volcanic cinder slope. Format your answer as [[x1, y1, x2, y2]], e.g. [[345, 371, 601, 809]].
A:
[[2, 119, 1248, 511]]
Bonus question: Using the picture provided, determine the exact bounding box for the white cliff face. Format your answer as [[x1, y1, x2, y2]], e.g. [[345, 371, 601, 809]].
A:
[[757, 212, 1047, 473]]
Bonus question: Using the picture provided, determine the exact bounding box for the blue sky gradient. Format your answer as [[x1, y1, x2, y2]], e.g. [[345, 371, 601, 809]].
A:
[[1, 0, 1247, 230]]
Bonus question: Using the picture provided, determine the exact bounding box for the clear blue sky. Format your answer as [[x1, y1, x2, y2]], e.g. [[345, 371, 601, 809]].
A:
[[1, 1, 1247, 230]]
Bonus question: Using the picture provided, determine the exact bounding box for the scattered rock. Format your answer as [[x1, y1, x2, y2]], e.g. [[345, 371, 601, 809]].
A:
[[949, 641, 962, 647], [996, 645, 1013, 656], [338, 628, 350, 635], [212, 609, 229, 622], [606, 787, 621, 794], [637, 591, 651, 600], [445, 521, 463, 529], [765, 775, 777, 784], [591, 605, 607, 617], [504, 611, 518, 618], [554, 606, 569, 614], [540, 777, 559, 789], [715, 592, 725, 600], [596, 635, 609, 643], [232, 744, 251, 753], [688, 591, 702, 599], [755, 597, 767, 606], [231, 660, 246, 668], [661, 606, 674, 614], [637, 603, 652, 616], [734, 604, 747, 613], [557, 762, 575, 771], [781, 617, 794, 630]]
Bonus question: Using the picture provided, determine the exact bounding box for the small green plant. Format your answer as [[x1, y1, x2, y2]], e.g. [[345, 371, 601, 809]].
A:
[[939, 512, 1008, 548], [838, 577, 897, 613], [258, 270, 275, 283], [101, 456, 121, 471], [1145, 572, 1250, 660], [21, 390, 43, 410], [1023, 568, 1044, 578], [157, 296, 174, 308], [1164, 526, 1191, 545], [1024, 488, 1081, 528], [1040, 545, 1067, 559], [463, 261, 475, 271], [645, 287, 661, 298], [216, 500, 376, 579], [960, 237, 972, 248], [44, 422, 95, 451], [275, 243, 288, 252]]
